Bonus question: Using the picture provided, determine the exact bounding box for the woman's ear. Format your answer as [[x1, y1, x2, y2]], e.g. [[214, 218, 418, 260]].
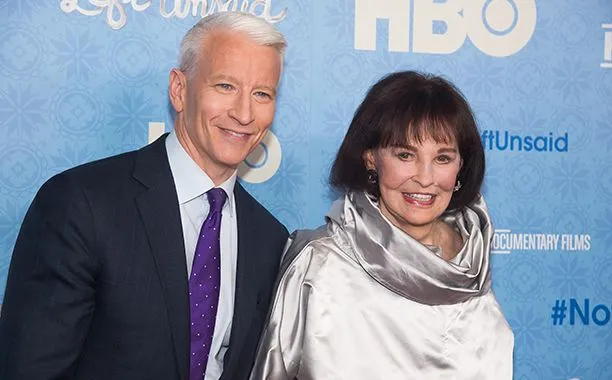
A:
[[363, 150, 376, 170]]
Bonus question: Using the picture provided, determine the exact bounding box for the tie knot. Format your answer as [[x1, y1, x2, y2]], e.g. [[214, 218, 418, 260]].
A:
[[207, 188, 227, 214]]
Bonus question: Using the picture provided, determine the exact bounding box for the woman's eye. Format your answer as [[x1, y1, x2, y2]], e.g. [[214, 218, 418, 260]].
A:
[[437, 155, 452, 163], [397, 152, 413, 160]]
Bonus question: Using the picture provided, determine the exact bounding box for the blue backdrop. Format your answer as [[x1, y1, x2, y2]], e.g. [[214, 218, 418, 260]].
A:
[[1, 1, 611, 378]]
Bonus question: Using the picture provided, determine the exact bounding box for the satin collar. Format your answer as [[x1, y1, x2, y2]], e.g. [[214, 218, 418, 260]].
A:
[[326, 191, 492, 305]]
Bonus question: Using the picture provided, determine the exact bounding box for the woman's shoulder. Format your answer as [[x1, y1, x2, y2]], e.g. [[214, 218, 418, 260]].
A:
[[288, 225, 332, 253], [278, 225, 337, 274]]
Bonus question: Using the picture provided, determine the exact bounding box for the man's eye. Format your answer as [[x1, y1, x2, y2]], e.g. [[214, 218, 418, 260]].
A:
[[254, 91, 272, 99], [216, 83, 234, 91]]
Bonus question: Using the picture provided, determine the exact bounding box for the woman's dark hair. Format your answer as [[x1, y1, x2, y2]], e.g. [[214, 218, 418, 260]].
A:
[[330, 70, 485, 212]]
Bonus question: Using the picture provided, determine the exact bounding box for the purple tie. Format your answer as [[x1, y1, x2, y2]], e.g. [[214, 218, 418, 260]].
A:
[[189, 188, 226, 380]]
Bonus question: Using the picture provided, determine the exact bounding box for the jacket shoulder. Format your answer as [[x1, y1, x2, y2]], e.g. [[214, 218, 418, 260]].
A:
[[235, 183, 288, 237], [33, 149, 137, 202], [47, 136, 168, 192]]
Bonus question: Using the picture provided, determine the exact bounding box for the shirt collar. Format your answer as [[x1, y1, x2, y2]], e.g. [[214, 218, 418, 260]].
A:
[[166, 130, 236, 216]]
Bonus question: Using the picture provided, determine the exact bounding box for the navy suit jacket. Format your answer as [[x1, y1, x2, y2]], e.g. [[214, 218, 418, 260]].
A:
[[0, 134, 289, 379]]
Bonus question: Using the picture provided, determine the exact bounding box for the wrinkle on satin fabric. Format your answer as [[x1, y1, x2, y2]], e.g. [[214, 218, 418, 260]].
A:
[[250, 192, 513, 380], [334, 191, 492, 305]]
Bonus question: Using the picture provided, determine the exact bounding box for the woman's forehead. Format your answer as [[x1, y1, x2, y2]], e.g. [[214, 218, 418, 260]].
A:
[[386, 127, 459, 147]]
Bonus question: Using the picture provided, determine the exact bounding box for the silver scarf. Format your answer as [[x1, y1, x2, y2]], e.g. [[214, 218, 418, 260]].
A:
[[326, 191, 492, 305]]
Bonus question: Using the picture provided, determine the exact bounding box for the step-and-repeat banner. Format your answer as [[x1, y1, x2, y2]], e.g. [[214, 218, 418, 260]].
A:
[[1, 1, 611, 378]]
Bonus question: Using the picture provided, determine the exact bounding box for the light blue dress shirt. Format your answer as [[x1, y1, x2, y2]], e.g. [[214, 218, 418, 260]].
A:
[[166, 130, 238, 380]]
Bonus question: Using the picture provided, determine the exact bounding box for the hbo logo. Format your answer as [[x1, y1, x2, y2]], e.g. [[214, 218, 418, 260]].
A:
[[355, 0, 537, 57]]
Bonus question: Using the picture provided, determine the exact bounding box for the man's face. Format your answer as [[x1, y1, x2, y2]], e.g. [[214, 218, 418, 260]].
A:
[[170, 30, 281, 183]]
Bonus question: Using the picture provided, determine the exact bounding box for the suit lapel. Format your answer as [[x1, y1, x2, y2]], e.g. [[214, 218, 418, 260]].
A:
[[133, 135, 189, 380], [221, 183, 261, 379]]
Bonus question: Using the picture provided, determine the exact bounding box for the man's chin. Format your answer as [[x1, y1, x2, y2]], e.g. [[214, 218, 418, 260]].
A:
[[216, 153, 250, 170]]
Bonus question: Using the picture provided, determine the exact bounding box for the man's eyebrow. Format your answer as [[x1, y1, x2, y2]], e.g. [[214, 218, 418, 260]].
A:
[[210, 74, 277, 94], [209, 74, 240, 83]]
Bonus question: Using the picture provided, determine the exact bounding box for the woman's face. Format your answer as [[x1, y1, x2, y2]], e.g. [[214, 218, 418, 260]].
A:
[[365, 136, 462, 239]]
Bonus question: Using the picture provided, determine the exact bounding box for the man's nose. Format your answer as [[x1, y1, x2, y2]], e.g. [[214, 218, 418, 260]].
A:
[[229, 92, 255, 125]]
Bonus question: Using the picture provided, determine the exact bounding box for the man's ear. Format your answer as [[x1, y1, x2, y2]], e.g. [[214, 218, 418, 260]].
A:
[[169, 68, 187, 113], [363, 150, 376, 170]]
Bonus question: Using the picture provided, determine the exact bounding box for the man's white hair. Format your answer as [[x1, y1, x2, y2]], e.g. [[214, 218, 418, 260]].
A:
[[178, 11, 287, 78]]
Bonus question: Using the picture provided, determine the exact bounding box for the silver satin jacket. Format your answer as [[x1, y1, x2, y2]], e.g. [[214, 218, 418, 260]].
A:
[[250, 191, 514, 380]]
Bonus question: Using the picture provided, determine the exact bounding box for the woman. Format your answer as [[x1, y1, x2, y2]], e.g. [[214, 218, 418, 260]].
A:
[[250, 71, 514, 379]]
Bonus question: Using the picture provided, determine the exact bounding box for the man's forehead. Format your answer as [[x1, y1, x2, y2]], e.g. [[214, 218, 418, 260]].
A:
[[198, 40, 280, 84], [202, 29, 277, 57]]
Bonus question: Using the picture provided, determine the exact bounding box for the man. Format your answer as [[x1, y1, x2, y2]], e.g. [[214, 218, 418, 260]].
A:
[[0, 12, 289, 380]]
